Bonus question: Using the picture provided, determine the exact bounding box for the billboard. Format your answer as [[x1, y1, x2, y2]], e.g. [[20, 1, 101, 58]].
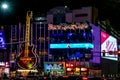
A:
[[44, 62, 66, 75], [0, 30, 6, 49], [101, 31, 118, 61]]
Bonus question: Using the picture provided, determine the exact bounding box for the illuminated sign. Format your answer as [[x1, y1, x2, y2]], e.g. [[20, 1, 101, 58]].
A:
[[0, 62, 5, 66], [101, 31, 118, 61], [0, 30, 6, 49], [66, 68, 72, 71], [66, 62, 89, 68], [48, 23, 88, 30], [50, 43, 93, 49], [0, 62, 10, 67], [17, 69, 38, 72], [81, 68, 88, 71], [44, 62, 65, 73]]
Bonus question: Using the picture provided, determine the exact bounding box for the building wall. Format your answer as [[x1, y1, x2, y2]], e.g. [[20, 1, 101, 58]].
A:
[[66, 13, 73, 23], [101, 58, 118, 75], [47, 15, 53, 24], [72, 7, 92, 23], [47, 6, 98, 24]]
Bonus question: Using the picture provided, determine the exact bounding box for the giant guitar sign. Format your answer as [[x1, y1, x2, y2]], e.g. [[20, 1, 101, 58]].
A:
[[17, 11, 39, 69]]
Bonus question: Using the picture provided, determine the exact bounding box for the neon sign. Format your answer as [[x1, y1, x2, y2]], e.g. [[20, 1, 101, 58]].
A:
[[48, 23, 88, 30], [0, 30, 6, 49], [50, 43, 93, 49]]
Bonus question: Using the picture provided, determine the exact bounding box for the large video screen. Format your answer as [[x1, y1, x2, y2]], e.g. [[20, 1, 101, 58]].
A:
[[0, 30, 6, 49], [101, 31, 118, 61]]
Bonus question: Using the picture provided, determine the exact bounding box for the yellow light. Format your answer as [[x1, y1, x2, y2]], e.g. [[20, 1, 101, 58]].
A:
[[66, 64, 68, 67], [75, 67, 80, 71]]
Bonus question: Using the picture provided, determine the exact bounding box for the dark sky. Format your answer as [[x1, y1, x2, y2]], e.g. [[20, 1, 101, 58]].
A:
[[0, 0, 120, 31]]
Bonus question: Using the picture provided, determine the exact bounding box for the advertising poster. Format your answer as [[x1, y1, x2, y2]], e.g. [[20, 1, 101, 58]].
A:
[[101, 31, 118, 61]]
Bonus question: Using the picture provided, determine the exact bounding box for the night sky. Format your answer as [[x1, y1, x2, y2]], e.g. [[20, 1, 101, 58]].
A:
[[0, 0, 120, 31]]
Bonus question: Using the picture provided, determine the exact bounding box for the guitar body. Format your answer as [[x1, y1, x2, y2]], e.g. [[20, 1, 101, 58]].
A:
[[17, 44, 39, 69]]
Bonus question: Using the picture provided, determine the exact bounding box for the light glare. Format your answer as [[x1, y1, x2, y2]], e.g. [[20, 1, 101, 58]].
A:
[[2, 3, 8, 9]]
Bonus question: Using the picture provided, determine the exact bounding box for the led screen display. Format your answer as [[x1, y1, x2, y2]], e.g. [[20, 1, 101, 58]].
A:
[[0, 30, 6, 49], [50, 43, 93, 49], [44, 62, 65, 74], [101, 31, 118, 61]]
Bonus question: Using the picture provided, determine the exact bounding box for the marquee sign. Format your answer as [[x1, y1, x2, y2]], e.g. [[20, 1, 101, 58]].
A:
[[48, 23, 88, 30]]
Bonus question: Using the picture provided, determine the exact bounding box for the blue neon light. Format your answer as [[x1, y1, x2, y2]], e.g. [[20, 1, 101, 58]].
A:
[[50, 43, 93, 49], [0, 30, 6, 49]]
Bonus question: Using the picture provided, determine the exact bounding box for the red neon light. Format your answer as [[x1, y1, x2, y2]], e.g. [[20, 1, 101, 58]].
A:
[[82, 77, 88, 80], [118, 50, 120, 54]]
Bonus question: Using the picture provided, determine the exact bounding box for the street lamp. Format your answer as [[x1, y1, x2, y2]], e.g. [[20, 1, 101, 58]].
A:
[[1, 3, 8, 9]]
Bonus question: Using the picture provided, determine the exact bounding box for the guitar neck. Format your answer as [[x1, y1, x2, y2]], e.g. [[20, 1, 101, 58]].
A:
[[24, 11, 33, 57]]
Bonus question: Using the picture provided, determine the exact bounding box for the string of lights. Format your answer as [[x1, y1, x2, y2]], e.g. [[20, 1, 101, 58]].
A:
[[0, 41, 29, 45]]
